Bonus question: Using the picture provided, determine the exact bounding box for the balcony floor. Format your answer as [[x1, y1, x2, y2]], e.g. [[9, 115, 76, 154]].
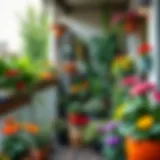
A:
[[52, 147, 104, 160]]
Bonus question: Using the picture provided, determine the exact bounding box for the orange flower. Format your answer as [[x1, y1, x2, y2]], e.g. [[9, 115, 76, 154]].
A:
[[23, 124, 39, 134], [2, 124, 20, 136]]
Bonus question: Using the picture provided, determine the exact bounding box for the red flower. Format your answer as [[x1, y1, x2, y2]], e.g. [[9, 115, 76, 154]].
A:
[[138, 43, 152, 55], [16, 81, 26, 91], [69, 115, 89, 126], [125, 11, 140, 21], [5, 70, 20, 77]]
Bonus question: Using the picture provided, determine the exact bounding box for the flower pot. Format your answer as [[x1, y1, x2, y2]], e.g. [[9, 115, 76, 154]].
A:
[[126, 138, 160, 160], [68, 114, 89, 126], [31, 146, 50, 160], [64, 62, 77, 74], [68, 125, 86, 147], [52, 24, 66, 38]]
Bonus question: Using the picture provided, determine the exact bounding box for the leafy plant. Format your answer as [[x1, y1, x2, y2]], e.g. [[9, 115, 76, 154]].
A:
[[20, 6, 49, 62], [67, 102, 84, 114]]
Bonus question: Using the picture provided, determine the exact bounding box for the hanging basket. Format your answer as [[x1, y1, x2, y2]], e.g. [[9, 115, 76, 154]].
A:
[[124, 11, 142, 33], [52, 24, 67, 38], [64, 62, 77, 74], [126, 137, 160, 160]]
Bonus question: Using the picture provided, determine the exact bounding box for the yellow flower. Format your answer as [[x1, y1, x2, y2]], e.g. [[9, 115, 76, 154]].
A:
[[114, 104, 126, 120], [136, 115, 154, 130], [71, 85, 81, 93]]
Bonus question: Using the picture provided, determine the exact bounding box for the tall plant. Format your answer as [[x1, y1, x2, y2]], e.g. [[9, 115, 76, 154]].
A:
[[20, 7, 49, 62]]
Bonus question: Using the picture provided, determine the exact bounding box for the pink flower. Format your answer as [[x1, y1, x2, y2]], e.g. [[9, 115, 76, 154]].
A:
[[125, 11, 140, 21], [153, 91, 160, 103], [111, 12, 124, 24], [121, 76, 140, 87], [130, 82, 155, 96]]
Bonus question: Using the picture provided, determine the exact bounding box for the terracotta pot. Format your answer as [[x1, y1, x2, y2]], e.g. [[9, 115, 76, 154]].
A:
[[64, 62, 77, 74], [126, 138, 160, 160], [68, 125, 85, 147], [31, 147, 50, 160], [52, 24, 66, 38]]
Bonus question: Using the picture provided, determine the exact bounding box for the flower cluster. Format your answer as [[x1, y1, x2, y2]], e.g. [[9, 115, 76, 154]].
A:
[[112, 55, 135, 78]]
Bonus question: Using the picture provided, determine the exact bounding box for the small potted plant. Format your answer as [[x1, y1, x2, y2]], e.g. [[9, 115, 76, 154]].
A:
[[124, 11, 141, 33], [99, 121, 124, 160], [1, 117, 32, 160], [52, 24, 67, 38], [67, 102, 89, 126], [67, 102, 89, 147]]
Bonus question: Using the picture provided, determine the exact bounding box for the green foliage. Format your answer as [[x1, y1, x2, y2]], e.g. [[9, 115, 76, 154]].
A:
[[67, 102, 84, 114], [84, 123, 101, 144], [119, 95, 160, 140], [20, 6, 49, 62], [84, 97, 106, 117], [3, 135, 31, 160]]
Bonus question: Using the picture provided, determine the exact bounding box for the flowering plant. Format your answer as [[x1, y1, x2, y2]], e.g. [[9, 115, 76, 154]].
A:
[[118, 81, 160, 140], [1, 117, 40, 160], [99, 121, 124, 160], [137, 43, 152, 74], [112, 55, 135, 79]]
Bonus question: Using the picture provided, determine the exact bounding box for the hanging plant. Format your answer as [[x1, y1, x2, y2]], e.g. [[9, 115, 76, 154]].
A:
[[124, 11, 141, 33], [52, 24, 67, 38]]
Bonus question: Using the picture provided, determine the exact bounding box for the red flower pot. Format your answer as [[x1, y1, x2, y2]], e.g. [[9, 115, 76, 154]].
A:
[[68, 114, 89, 126]]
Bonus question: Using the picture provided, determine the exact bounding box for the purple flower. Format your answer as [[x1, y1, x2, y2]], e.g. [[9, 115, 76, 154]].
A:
[[105, 136, 121, 146], [97, 121, 118, 134]]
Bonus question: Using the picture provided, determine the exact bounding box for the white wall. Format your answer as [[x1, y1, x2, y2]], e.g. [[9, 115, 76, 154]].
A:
[[0, 0, 42, 53]]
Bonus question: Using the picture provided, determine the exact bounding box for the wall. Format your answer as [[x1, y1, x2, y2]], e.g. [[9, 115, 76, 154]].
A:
[[57, 10, 103, 41]]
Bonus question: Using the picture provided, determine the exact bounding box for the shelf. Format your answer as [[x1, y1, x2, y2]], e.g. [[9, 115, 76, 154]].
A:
[[0, 79, 58, 116]]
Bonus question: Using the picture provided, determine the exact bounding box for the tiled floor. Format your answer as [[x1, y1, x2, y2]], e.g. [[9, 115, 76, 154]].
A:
[[51, 147, 104, 160]]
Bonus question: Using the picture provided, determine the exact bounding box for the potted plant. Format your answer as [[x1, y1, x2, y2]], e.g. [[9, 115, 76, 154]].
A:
[[118, 81, 160, 160], [1, 117, 32, 160], [67, 102, 89, 126], [99, 121, 124, 160], [0, 116, 52, 160], [124, 11, 141, 33], [52, 24, 67, 38]]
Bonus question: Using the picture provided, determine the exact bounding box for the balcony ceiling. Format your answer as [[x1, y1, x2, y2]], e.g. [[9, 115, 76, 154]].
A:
[[53, 0, 129, 13]]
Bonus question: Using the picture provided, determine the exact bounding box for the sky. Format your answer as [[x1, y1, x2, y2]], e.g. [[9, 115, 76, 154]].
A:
[[0, 0, 42, 53]]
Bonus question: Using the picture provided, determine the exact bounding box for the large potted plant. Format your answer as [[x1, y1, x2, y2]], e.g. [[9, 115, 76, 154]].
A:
[[118, 81, 160, 160]]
